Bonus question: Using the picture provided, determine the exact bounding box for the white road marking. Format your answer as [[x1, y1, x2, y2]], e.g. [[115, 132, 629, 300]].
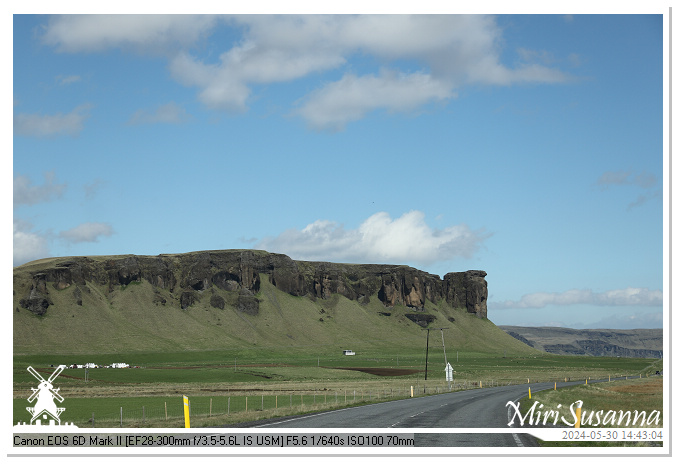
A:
[[508, 393, 525, 447]]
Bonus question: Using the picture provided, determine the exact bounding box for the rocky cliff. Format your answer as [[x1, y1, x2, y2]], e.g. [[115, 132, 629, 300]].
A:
[[16, 249, 488, 318], [500, 326, 663, 358]]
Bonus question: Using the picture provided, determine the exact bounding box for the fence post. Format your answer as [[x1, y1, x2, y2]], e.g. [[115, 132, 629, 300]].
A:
[[228, 397, 230, 415], [165, 402, 168, 421], [143, 406, 145, 424], [91, 412, 94, 428], [120, 407, 123, 427], [210, 398, 212, 417]]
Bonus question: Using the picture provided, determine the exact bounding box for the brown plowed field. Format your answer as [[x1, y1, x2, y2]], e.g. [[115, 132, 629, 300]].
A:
[[329, 367, 421, 376]]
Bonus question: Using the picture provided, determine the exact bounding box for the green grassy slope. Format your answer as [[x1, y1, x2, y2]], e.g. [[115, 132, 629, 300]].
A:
[[13, 267, 537, 358]]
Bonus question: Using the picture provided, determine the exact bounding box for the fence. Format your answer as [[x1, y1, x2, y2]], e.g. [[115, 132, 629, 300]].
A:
[[67, 374, 638, 428], [76, 382, 481, 427]]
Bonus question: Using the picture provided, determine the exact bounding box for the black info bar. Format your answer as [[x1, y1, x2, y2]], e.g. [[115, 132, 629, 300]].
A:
[[13, 433, 416, 447]]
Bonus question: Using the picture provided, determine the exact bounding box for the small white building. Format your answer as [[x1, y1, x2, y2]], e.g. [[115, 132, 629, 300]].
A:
[[110, 363, 129, 368], [342, 350, 355, 356]]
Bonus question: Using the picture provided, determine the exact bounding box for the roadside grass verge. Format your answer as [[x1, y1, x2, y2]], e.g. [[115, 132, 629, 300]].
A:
[[14, 383, 435, 428], [520, 376, 663, 447]]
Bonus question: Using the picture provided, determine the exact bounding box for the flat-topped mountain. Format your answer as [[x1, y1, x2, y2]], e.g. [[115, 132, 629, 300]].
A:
[[14, 250, 519, 356], [15, 249, 488, 318]]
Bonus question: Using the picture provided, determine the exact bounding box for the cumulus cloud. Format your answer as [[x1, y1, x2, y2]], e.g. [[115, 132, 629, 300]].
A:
[[40, 14, 570, 129], [13, 104, 91, 137], [40, 14, 220, 54], [14, 172, 66, 207], [59, 222, 114, 243], [175, 15, 569, 129], [255, 210, 489, 265], [127, 102, 191, 125], [493, 287, 663, 309], [293, 70, 453, 131], [13, 220, 50, 266]]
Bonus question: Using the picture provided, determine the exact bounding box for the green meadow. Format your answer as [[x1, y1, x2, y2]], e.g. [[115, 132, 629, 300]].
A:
[[13, 347, 660, 428]]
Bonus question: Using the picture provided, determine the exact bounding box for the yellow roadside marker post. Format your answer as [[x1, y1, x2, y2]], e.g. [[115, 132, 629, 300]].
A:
[[529, 387, 531, 399], [183, 395, 190, 428]]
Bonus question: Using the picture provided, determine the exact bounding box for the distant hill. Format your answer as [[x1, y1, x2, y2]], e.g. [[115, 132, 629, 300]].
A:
[[13, 249, 536, 357], [500, 325, 663, 358]]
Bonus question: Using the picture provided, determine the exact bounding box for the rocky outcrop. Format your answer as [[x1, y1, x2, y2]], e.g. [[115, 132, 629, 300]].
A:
[[15, 250, 488, 318], [404, 313, 436, 327], [19, 273, 52, 315], [504, 330, 535, 347], [443, 270, 488, 318]]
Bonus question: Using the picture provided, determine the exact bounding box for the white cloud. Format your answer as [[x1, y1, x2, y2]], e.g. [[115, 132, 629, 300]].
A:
[[128, 102, 191, 125], [596, 169, 661, 209], [13, 220, 50, 266], [493, 287, 663, 309], [255, 210, 488, 266], [13, 104, 91, 137], [59, 222, 114, 243], [41, 14, 220, 54], [40, 14, 570, 129], [294, 70, 453, 131], [14, 172, 66, 207]]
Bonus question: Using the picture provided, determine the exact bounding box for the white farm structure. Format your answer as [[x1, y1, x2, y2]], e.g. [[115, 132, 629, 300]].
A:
[[67, 362, 130, 369]]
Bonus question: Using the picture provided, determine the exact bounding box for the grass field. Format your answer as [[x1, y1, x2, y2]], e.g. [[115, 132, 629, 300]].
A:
[[13, 349, 662, 428]]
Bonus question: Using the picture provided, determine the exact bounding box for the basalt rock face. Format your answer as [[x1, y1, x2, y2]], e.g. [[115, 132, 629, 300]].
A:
[[15, 250, 488, 318]]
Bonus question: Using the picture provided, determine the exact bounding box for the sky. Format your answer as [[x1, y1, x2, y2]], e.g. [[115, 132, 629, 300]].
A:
[[10, 7, 669, 330]]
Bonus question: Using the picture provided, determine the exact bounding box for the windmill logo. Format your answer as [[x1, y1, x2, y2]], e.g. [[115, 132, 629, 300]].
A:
[[25, 365, 67, 425]]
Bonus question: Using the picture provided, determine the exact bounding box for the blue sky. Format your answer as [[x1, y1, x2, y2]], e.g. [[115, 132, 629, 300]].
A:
[[11, 9, 669, 330]]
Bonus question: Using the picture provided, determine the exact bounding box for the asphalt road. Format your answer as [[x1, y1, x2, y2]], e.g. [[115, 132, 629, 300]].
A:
[[247, 379, 609, 447]]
